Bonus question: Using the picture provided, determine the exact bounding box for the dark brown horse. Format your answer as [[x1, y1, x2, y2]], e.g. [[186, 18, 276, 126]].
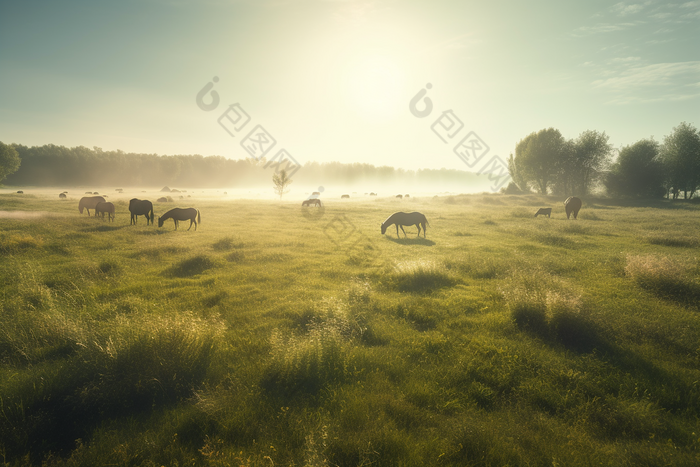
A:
[[158, 208, 200, 231], [129, 198, 154, 225], [381, 212, 429, 238], [564, 197, 582, 219], [79, 196, 106, 216]]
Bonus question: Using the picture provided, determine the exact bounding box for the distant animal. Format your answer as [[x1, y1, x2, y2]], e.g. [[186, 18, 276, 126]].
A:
[[564, 196, 582, 219], [59, 193, 67, 199], [129, 198, 154, 225], [158, 207, 200, 231], [16, 191, 23, 194], [370, 192, 377, 196], [79, 196, 106, 216], [405, 194, 410, 198], [302, 199, 322, 207], [396, 194, 403, 199], [341, 194, 350, 199], [381, 211, 430, 238], [534, 208, 552, 218], [95, 201, 115, 222], [157, 197, 168, 202]]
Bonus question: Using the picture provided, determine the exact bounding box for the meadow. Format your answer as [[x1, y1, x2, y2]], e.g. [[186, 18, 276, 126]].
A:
[[1, 189, 699, 466]]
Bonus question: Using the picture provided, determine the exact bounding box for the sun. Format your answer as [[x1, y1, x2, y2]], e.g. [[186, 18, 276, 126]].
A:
[[344, 56, 405, 121]]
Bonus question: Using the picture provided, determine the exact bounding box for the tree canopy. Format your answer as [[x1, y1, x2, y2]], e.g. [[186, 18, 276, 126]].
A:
[[658, 122, 700, 199], [0, 141, 21, 184]]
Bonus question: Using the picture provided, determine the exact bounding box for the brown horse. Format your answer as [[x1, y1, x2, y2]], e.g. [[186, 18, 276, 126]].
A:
[[129, 198, 154, 225], [79, 196, 106, 216], [95, 201, 115, 222], [158, 208, 200, 230], [381, 212, 429, 238], [564, 197, 582, 219], [302, 199, 322, 207], [534, 208, 552, 218]]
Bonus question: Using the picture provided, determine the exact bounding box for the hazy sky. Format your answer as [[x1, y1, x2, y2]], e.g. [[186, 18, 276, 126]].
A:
[[1, 0, 698, 173]]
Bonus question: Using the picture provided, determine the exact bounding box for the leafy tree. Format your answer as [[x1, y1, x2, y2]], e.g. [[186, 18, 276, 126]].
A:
[[568, 130, 613, 195], [272, 169, 293, 200], [506, 153, 528, 192], [658, 122, 700, 199], [0, 142, 21, 184], [514, 128, 565, 194], [604, 139, 665, 198]]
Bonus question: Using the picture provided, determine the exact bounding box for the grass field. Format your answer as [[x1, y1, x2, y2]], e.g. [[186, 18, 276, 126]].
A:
[[1, 189, 699, 466]]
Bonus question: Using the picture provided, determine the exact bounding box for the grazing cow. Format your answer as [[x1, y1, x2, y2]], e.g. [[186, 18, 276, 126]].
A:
[[95, 201, 115, 222], [534, 208, 552, 218], [341, 194, 350, 199], [79, 196, 106, 216], [381, 211, 430, 238], [564, 197, 582, 219]]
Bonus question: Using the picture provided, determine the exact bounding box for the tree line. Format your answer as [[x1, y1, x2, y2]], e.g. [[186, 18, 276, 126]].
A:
[[507, 122, 700, 199], [0, 143, 488, 190]]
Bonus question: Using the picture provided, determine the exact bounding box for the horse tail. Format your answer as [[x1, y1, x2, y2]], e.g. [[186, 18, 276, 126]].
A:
[[197, 210, 201, 225]]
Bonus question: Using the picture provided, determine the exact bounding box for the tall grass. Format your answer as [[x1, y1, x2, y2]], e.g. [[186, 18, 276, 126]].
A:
[[1, 192, 700, 466]]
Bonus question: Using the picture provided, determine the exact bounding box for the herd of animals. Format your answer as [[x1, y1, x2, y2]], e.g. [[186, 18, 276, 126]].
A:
[[73, 192, 582, 236], [77, 195, 201, 230]]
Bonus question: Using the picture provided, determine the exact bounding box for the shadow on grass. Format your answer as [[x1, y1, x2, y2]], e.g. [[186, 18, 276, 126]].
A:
[[383, 236, 436, 246], [80, 224, 128, 232], [166, 255, 216, 277]]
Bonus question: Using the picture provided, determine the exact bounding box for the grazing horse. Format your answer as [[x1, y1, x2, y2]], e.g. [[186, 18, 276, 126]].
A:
[[381, 211, 429, 238], [129, 198, 154, 225], [95, 201, 115, 222], [59, 193, 67, 199], [534, 208, 552, 218], [79, 196, 106, 216], [341, 194, 350, 199], [564, 197, 582, 219], [302, 199, 322, 207], [396, 194, 403, 199], [158, 208, 200, 231]]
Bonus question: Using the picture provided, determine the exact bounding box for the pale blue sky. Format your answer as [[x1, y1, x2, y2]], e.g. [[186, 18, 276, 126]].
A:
[[1, 0, 698, 172]]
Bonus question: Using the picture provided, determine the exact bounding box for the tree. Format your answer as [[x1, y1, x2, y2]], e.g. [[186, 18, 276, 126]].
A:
[[514, 128, 565, 194], [658, 122, 700, 199], [272, 169, 293, 200], [568, 130, 613, 195], [506, 153, 528, 192], [0, 142, 21, 184], [604, 139, 665, 198]]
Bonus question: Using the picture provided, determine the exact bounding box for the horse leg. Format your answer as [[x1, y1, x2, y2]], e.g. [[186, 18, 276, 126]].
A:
[[400, 225, 407, 237], [395, 224, 399, 237], [188, 219, 193, 231]]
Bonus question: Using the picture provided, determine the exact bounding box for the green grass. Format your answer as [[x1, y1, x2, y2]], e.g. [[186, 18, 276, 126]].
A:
[[1, 191, 699, 466]]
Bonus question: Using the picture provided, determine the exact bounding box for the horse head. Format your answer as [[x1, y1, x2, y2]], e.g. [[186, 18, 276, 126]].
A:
[[381, 222, 387, 235], [158, 217, 164, 227]]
